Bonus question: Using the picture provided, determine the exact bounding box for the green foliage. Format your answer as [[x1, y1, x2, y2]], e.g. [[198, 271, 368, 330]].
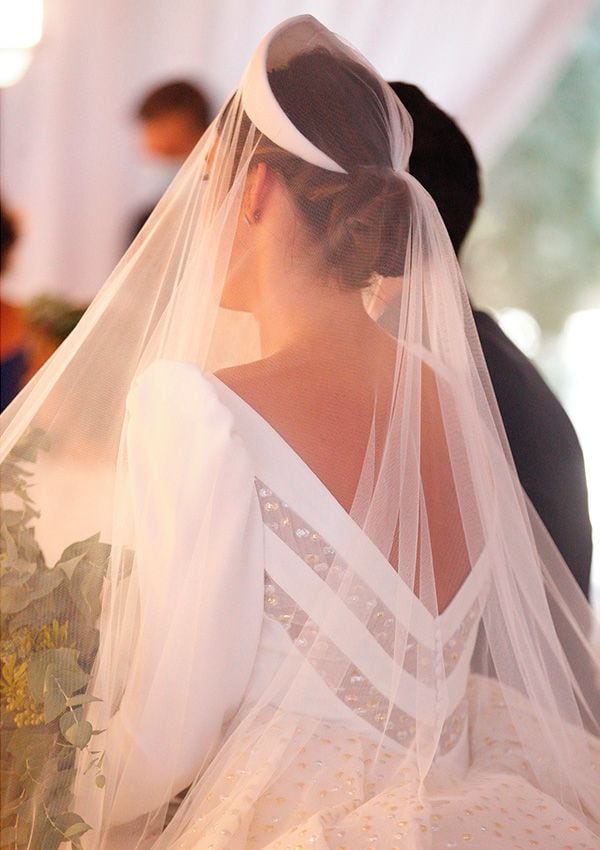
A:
[[0, 430, 109, 849], [25, 296, 87, 344], [463, 9, 600, 333]]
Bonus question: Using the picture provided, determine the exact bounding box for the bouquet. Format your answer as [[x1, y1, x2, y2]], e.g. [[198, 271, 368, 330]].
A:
[[1, 430, 109, 850]]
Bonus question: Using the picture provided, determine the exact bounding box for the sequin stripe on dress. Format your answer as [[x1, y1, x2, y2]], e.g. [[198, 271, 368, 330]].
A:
[[263, 567, 468, 755], [256, 480, 481, 677]]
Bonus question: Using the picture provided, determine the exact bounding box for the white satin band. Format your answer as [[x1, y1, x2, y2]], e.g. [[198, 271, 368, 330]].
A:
[[239, 18, 347, 174]]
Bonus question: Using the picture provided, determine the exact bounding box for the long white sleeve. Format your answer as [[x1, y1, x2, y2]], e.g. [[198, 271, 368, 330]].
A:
[[104, 360, 264, 825]]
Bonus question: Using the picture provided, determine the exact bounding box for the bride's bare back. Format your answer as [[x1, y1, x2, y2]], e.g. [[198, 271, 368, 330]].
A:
[[217, 316, 470, 610], [216, 320, 396, 514]]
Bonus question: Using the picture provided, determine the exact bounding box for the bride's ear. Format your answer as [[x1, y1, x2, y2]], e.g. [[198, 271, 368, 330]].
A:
[[244, 162, 272, 223]]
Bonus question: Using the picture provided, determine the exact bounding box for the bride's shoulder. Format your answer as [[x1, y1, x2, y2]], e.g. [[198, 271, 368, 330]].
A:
[[213, 358, 295, 414], [130, 359, 210, 392], [214, 361, 271, 402], [127, 359, 229, 422]]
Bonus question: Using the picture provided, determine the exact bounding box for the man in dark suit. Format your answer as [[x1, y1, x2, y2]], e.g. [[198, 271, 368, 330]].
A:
[[389, 82, 592, 598]]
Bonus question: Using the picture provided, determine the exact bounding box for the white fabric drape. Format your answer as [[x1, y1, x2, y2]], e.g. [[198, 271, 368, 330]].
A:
[[0, 0, 592, 303]]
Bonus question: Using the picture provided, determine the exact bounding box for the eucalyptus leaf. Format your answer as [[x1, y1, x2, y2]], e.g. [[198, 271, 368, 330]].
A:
[[56, 533, 110, 573], [63, 819, 92, 839], [19, 523, 44, 563], [1, 559, 38, 586], [0, 566, 64, 614], [63, 719, 93, 749], [66, 623, 100, 669], [2, 509, 25, 527], [27, 648, 88, 704], [57, 553, 86, 581], [14, 441, 39, 464], [57, 533, 101, 564], [66, 693, 101, 708], [40, 827, 63, 850], [22, 502, 42, 523], [0, 462, 32, 493], [87, 542, 111, 566], [59, 710, 79, 738], [43, 667, 67, 723], [10, 427, 51, 463], [7, 594, 61, 632], [51, 664, 89, 701], [25, 652, 52, 704], [69, 560, 106, 625], [51, 811, 91, 836], [1, 521, 18, 563], [0, 581, 36, 613]]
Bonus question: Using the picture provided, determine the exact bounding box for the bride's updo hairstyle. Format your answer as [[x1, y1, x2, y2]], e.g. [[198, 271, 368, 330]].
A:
[[227, 48, 410, 288]]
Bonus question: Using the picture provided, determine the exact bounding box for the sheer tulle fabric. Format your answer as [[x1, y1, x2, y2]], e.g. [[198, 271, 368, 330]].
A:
[[1, 15, 599, 849]]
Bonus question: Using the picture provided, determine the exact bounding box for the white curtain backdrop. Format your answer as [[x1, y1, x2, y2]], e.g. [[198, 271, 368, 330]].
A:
[[0, 0, 592, 303]]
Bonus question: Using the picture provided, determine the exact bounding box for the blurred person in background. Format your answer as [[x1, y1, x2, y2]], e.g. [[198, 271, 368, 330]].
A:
[[0, 199, 29, 411], [1, 200, 88, 409], [388, 82, 592, 599], [130, 79, 211, 239]]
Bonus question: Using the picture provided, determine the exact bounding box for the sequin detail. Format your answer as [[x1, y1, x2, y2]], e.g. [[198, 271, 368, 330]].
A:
[[256, 479, 481, 674], [256, 480, 476, 755]]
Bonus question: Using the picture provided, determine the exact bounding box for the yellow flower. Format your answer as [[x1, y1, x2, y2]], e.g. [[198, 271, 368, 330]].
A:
[[0, 652, 43, 726], [0, 619, 73, 727], [35, 618, 71, 651]]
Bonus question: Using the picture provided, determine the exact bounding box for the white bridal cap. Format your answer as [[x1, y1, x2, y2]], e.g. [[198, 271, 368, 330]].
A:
[[240, 15, 347, 173]]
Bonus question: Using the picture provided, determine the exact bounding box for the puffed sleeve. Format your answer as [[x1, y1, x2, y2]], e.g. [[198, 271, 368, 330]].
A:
[[105, 360, 264, 825]]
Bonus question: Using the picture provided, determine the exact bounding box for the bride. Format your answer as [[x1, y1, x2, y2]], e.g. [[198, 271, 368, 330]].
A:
[[1, 15, 599, 849]]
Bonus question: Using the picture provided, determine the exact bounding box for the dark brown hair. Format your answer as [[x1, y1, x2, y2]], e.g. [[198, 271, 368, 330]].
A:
[[224, 49, 409, 287], [137, 80, 210, 130], [389, 82, 481, 254]]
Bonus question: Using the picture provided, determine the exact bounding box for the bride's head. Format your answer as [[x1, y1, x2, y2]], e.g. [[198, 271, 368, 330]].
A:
[[219, 48, 410, 313]]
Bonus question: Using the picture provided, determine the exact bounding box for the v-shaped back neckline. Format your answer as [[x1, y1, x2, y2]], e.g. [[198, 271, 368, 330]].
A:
[[206, 371, 490, 641]]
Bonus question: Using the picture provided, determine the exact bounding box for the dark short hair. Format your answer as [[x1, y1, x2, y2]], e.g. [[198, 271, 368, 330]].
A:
[[389, 82, 481, 253], [137, 80, 210, 130]]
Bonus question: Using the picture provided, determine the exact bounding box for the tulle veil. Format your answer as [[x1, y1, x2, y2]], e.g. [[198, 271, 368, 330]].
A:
[[0, 14, 598, 849]]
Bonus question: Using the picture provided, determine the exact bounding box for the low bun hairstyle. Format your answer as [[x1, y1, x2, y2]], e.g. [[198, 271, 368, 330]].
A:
[[223, 48, 410, 288], [323, 165, 409, 285]]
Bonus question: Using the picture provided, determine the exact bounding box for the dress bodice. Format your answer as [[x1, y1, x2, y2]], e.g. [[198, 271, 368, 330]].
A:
[[207, 373, 490, 768]]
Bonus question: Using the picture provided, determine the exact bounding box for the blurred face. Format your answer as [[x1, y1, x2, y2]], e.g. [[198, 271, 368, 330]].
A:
[[140, 111, 205, 162]]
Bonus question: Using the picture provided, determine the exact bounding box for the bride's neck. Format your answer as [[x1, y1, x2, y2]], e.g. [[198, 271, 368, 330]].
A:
[[247, 212, 387, 362], [255, 274, 377, 359]]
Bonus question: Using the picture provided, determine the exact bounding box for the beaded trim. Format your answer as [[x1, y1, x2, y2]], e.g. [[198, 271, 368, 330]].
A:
[[257, 480, 476, 755], [256, 480, 480, 672]]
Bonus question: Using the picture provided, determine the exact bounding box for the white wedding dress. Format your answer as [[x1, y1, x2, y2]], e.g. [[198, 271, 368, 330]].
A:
[[98, 360, 599, 849], [3, 16, 598, 850]]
